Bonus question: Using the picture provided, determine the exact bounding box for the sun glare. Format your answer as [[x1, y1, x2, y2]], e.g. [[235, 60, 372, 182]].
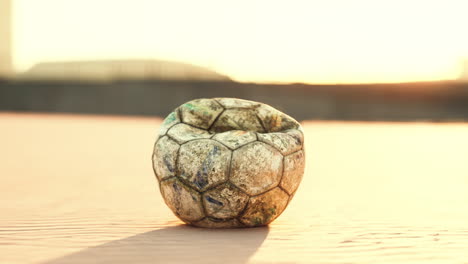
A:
[[13, 0, 468, 84]]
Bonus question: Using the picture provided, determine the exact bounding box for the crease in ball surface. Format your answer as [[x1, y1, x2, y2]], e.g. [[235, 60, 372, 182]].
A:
[[152, 98, 305, 228]]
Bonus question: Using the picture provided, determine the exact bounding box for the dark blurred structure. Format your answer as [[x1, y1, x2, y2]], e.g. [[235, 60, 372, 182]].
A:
[[1, 78, 468, 121], [2, 0, 468, 121]]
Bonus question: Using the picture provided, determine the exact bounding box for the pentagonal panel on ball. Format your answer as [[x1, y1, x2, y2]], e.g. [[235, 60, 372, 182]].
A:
[[230, 142, 283, 196], [159, 178, 205, 222], [152, 136, 180, 181], [203, 183, 249, 219], [179, 98, 224, 129], [178, 139, 231, 192]]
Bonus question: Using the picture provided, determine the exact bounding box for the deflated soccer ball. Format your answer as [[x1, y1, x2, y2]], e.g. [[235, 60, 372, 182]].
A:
[[152, 98, 305, 228]]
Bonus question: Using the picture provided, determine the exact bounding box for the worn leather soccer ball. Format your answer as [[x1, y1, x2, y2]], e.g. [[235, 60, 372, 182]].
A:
[[152, 98, 305, 228]]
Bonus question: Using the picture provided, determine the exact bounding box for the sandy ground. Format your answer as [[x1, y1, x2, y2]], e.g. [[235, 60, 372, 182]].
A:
[[1, 113, 468, 264]]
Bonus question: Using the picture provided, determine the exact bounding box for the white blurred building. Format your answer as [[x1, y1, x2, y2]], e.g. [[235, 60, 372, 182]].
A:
[[19, 60, 231, 82], [0, 0, 13, 79], [1, 0, 228, 82]]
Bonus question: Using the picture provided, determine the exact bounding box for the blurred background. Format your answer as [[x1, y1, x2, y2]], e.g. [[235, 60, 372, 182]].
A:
[[4, 2, 468, 263], [1, 0, 468, 121]]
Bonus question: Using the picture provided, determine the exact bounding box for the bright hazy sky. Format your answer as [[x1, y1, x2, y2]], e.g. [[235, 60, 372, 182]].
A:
[[12, 0, 468, 83]]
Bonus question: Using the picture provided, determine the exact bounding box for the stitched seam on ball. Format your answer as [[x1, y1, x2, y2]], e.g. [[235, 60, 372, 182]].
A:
[[201, 180, 227, 193], [255, 113, 268, 133], [285, 149, 304, 158], [210, 138, 234, 150], [151, 136, 164, 180], [176, 178, 205, 222], [176, 106, 184, 126], [207, 108, 226, 132], [236, 196, 251, 222], [159, 118, 181, 136], [227, 149, 233, 182], [176, 137, 212, 146], [277, 155, 289, 195], [257, 134, 286, 156], [160, 176, 176, 183], [174, 121, 214, 133], [200, 191, 208, 218], [174, 141, 182, 181], [249, 185, 283, 198], [282, 149, 305, 197], [168, 123, 213, 144], [277, 185, 291, 197], [274, 187, 291, 219], [212, 98, 227, 110], [193, 217, 207, 225], [207, 216, 237, 222]]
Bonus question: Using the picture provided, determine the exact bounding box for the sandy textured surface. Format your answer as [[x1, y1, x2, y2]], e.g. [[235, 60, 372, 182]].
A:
[[1, 113, 468, 263]]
